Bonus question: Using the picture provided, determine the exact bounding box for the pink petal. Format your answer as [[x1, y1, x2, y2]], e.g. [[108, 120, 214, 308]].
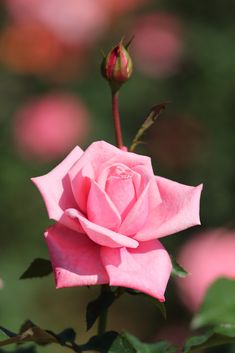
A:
[[69, 140, 153, 180], [59, 211, 85, 233], [119, 182, 150, 235], [64, 208, 139, 249], [45, 223, 109, 287], [132, 165, 162, 208], [100, 239, 172, 301], [31, 146, 83, 221], [106, 172, 136, 219], [69, 162, 94, 214], [87, 181, 121, 230], [134, 176, 203, 241]]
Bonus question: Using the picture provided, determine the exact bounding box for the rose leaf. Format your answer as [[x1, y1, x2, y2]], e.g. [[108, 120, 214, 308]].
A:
[[183, 324, 235, 353], [20, 258, 53, 279], [86, 288, 117, 331], [79, 331, 118, 352], [108, 332, 177, 353], [192, 278, 235, 329], [170, 257, 188, 278]]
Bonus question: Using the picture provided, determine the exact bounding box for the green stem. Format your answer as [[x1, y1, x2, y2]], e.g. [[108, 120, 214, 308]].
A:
[[97, 285, 109, 336]]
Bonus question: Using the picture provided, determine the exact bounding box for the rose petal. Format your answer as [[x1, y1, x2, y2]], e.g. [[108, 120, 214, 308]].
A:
[[31, 146, 83, 221], [132, 165, 162, 209], [100, 239, 172, 301], [134, 176, 203, 241], [106, 172, 136, 219], [45, 223, 109, 287], [64, 208, 139, 249], [69, 162, 94, 214], [69, 140, 153, 180], [60, 211, 85, 233], [119, 182, 150, 235], [87, 181, 121, 230]]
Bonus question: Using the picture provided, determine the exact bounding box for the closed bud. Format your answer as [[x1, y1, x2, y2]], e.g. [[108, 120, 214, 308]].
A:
[[101, 41, 133, 92]]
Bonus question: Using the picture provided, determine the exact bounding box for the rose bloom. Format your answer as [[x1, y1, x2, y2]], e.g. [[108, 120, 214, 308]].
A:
[[176, 228, 235, 311], [131, 12, 184, 77], [13, 93, 89, 162], [32, 141, 202, 300]]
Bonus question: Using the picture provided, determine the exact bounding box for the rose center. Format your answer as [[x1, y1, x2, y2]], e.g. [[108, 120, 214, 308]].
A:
[[108, 165, 134, 180], [105, 164, 136, 219]]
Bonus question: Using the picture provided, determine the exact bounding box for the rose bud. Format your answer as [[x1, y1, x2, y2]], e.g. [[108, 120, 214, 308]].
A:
[[101, 41, 133, 91]]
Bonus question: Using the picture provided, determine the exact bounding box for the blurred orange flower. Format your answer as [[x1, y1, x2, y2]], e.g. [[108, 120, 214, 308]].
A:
[[0, 22, 87, 78]]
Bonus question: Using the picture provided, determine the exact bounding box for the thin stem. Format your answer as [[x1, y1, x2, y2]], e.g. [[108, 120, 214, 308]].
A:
[[112, 91, 123, 149], [97, 285, 109, 336]]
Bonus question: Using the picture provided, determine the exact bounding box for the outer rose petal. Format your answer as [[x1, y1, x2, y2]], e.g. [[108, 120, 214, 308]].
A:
[[45, 223, 109, 287], [31, 146, 83, 221], [64, 208, 139, 249], [134, 176, 203, 241], [100, 239, 172, 301]]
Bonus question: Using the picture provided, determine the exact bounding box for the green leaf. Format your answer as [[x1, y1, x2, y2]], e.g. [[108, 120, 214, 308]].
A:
[[192, 278, 235, 329], [20, 258, 53, 279], [171, 257, 188, 278], [55, 328, 76, 346], [129, 103, 167, 152], [108, 332, 177, 353], [125, 288, 167, 319], [0, 321, 57, 347], [183, 324, 235, 353], [79, 331, 118, 352], [86, 286, 123, 331]]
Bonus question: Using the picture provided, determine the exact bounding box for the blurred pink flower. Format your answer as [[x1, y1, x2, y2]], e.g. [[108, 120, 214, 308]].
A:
[[4, 0, 109, 45], [101, 0, 148, 16], [176, 228, 235, 312], [130, 12, 184, 77], [13, 93, 90, 162], [32, 140, 202, 300], [0, 278, 3, 289]]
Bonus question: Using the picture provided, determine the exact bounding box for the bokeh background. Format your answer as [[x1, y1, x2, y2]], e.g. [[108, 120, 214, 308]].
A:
[[0, 1, 235, 352]]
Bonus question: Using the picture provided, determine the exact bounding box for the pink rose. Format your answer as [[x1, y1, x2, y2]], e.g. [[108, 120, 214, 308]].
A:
[[32, 141, 202, 301]]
